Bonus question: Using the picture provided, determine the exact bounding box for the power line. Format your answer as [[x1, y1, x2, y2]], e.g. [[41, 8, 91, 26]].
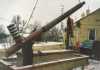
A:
[[61, 5, 64, 31], [21, 0, 39, 33], [26, 0, 38, 25]]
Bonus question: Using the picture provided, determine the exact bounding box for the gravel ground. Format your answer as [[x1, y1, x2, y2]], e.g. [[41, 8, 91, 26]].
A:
[[84, 59, 100, 70]]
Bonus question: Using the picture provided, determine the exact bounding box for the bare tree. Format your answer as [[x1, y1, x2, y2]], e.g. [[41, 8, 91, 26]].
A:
[[23, 20, 42, 34], [0, 25, 8, 43], [11, 15, 25, 33], [41, 26, 61, 42], [0, 25, 9, 49]]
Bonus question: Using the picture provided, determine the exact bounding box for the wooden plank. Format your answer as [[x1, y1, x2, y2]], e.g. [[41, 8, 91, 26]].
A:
[[12, 55, 88, 70]]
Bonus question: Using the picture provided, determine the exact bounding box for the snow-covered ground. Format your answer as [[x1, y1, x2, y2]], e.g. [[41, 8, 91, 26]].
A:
[[0, 42, 63, 49], [84, 59, 100, 70], [0, 43, 11, 49], [34, 42, 63, 47]]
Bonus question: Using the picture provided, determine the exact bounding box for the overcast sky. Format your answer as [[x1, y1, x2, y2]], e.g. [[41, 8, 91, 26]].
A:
[[0, 0, 100, 29]]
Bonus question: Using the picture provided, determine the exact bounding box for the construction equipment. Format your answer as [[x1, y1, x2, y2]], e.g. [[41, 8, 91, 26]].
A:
[[5, 1, 85, 57]]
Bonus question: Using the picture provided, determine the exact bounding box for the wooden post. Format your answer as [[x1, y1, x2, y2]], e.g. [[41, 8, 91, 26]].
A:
[[22, 42, 33, 66], [66, 17, 74, 49], [66, 32, 70, 49]]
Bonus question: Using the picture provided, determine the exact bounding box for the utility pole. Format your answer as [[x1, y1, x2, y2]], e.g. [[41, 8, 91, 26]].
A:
[[60, 5, 64, 30], [78, 0, 80, 3]]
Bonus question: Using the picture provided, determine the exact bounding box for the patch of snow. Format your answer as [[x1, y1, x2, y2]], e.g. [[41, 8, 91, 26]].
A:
[[34, 42, 63, 46]]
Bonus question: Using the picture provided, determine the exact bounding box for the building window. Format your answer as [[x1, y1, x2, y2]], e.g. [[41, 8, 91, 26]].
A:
[[89, 28, 96, 40]]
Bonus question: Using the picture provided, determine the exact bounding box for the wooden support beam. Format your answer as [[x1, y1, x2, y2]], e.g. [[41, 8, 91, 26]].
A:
[[22, 42, 33, 66]]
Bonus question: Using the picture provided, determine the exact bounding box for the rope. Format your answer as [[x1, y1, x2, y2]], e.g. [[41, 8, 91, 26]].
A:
[[21, 0, 39, 33]]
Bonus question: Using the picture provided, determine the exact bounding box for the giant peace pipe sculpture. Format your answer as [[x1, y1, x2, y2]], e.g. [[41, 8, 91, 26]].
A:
[[5, 2, 85, 57]]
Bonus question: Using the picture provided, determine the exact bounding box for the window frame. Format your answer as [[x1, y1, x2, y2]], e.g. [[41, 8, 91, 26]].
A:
[[88, 28, 96, 41]]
